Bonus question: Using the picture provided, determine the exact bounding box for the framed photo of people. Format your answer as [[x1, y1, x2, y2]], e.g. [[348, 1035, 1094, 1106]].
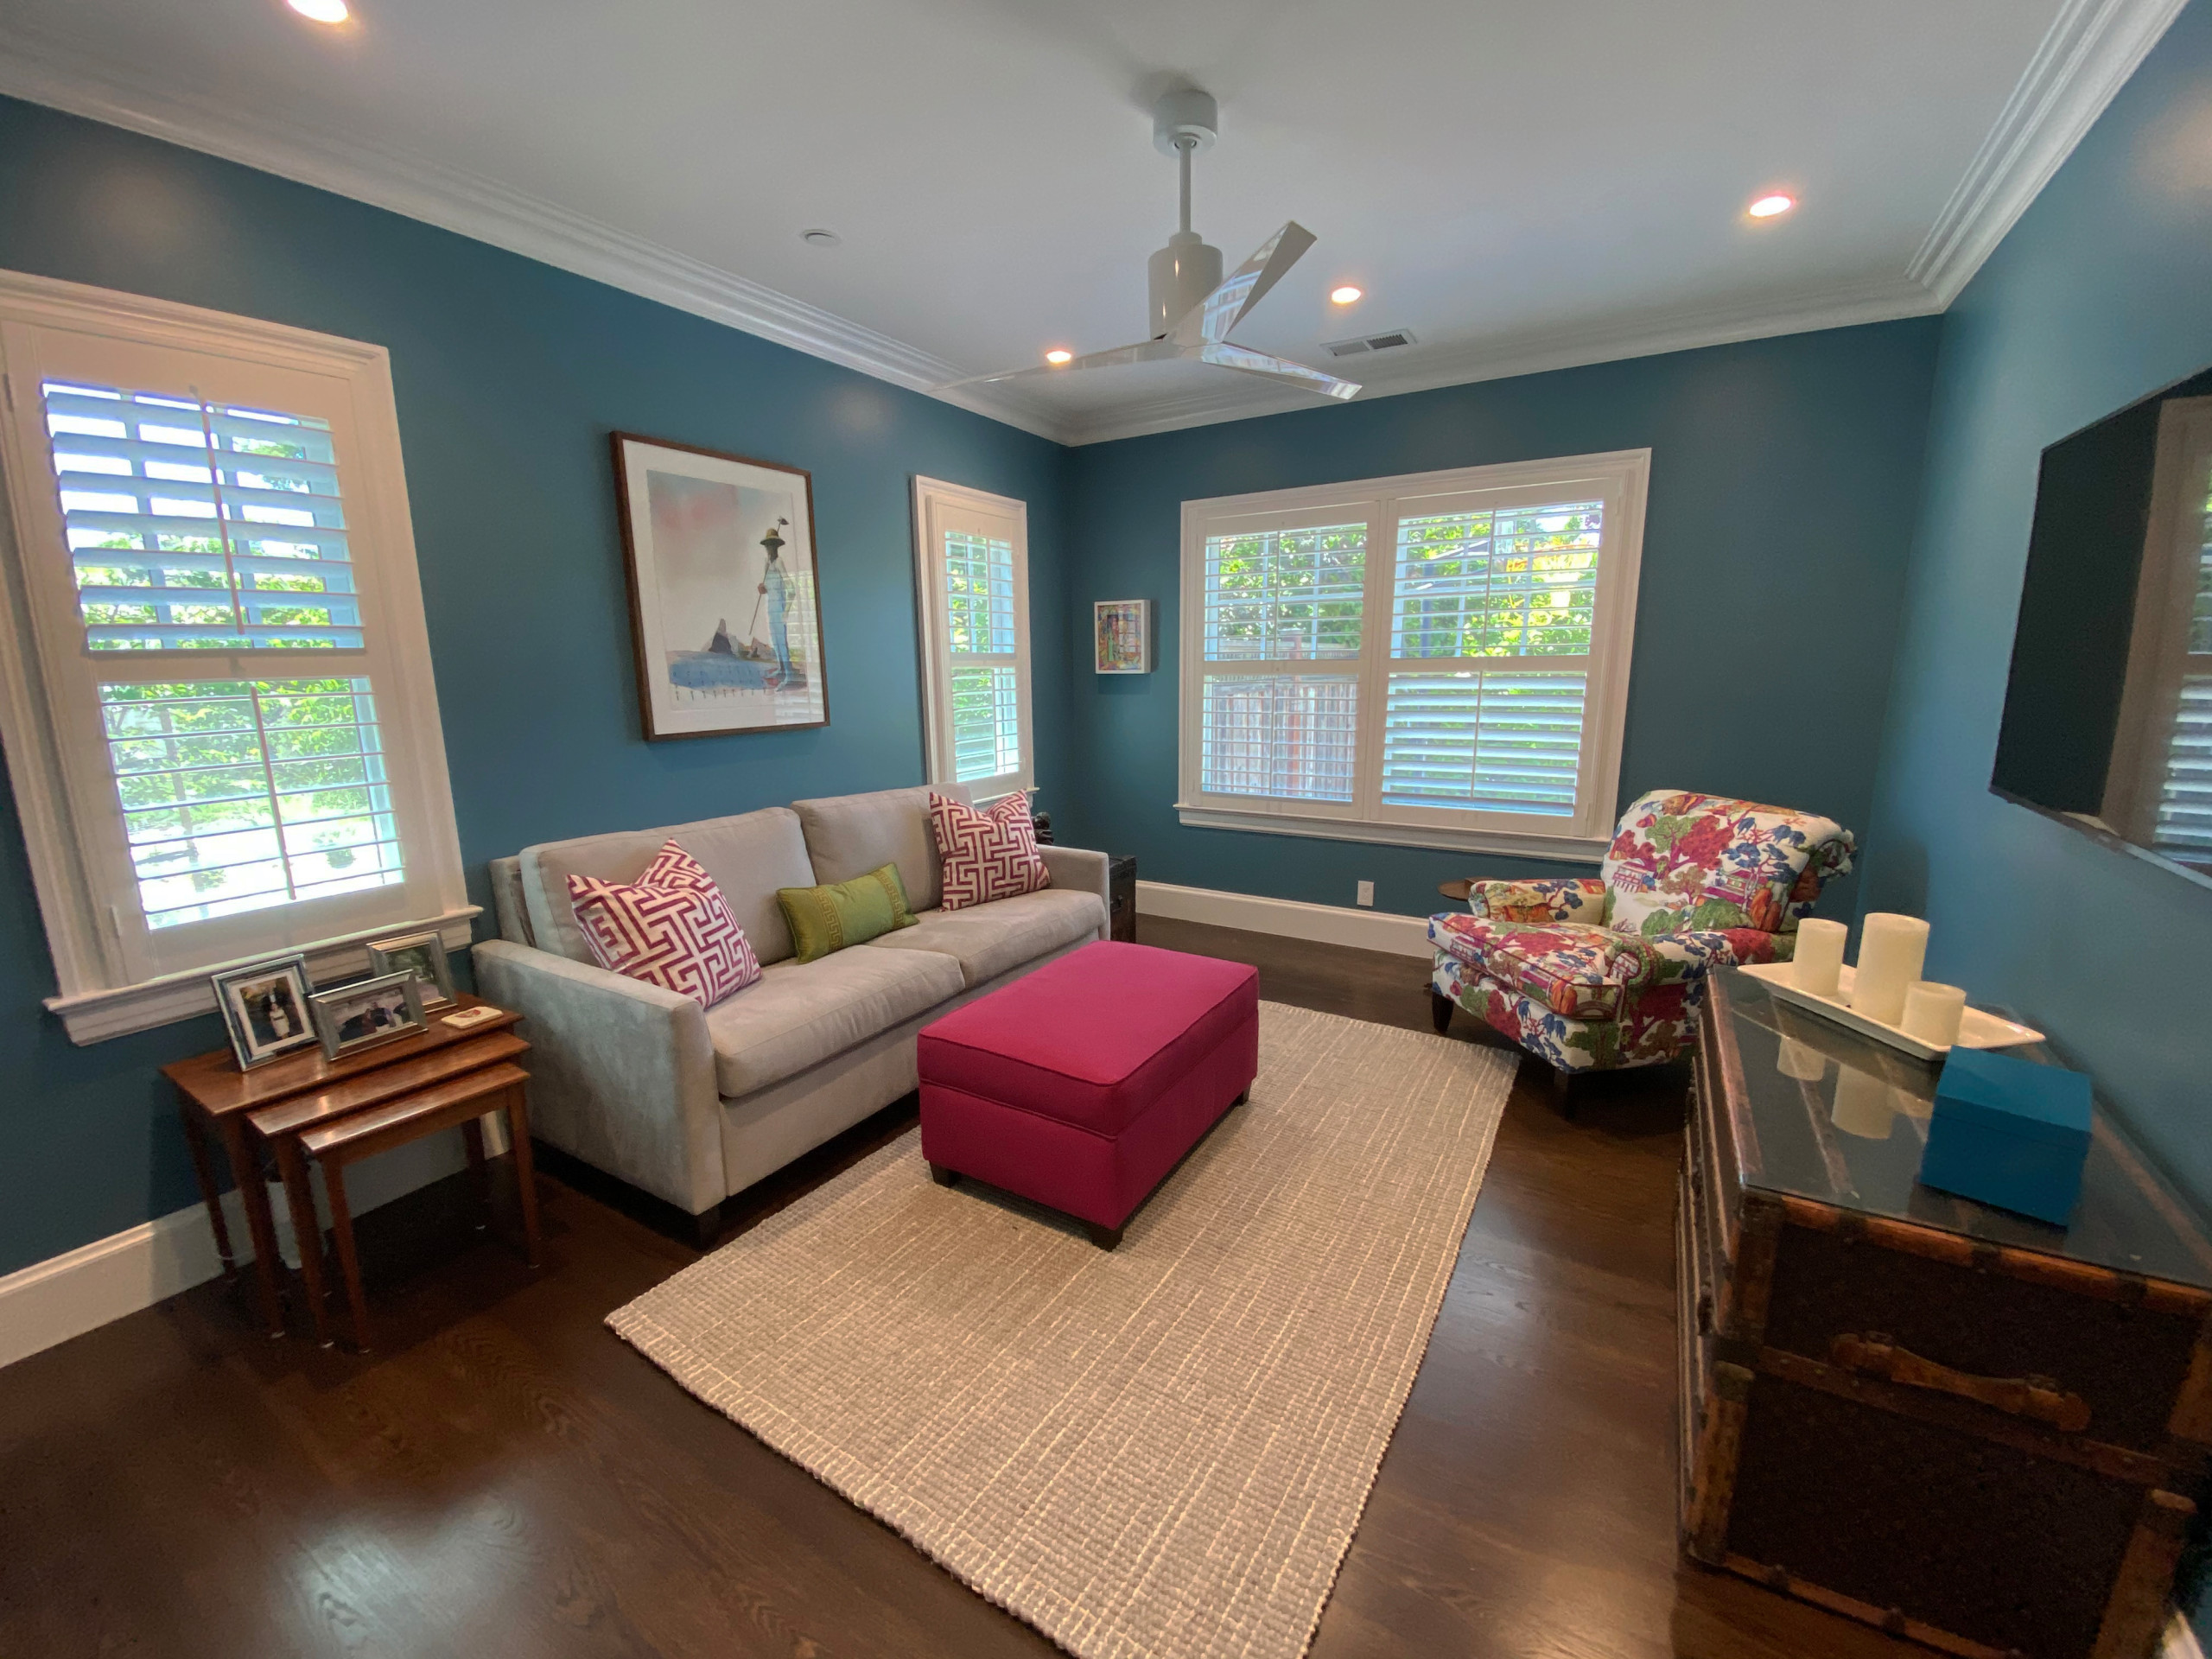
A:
[[210, 953, 320, 1071], [611, 433, 830, 740]]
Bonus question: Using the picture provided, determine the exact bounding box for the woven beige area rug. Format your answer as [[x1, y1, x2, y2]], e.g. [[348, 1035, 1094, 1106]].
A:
[[608, 1001, 1515, 1659]]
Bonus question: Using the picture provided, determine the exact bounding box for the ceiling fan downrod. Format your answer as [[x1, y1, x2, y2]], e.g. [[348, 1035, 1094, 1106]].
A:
[[1148, 88, 1224, 340]]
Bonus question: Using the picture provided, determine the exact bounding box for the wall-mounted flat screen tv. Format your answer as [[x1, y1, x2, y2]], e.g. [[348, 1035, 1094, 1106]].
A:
[[1992, 365, 2212, 883]]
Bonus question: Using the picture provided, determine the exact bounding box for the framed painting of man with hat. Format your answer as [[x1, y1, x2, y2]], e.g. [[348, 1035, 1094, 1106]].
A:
[[611, 433, 830, 739]]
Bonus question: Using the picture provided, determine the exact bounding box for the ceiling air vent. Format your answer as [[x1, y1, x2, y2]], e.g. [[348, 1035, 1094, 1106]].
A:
[[1322, 328, 1418, 359]]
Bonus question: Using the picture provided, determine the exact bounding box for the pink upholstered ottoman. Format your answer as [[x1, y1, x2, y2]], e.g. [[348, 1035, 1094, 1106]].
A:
[[918, 941, 1260, 1249]]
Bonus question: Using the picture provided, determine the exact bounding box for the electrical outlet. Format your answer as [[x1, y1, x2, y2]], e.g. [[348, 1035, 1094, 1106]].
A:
[[1356, 880, 1375, 908]]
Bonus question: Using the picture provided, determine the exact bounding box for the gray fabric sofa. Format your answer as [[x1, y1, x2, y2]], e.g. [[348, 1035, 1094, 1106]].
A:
[[474, 784, 1109, 1236]]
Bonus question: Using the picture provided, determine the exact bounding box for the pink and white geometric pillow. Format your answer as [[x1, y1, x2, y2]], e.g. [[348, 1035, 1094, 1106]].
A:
[[931, 792, 1049, 912], [566, 840, 761, 1006]]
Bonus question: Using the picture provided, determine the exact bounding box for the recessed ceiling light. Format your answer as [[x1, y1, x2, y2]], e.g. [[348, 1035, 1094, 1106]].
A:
[[1747, 194, 1796, 219], [1330, 285, 1363, 305], [287, 0, 350, 22], [1044, 349, 1074, 366], [799, 228, 842, 248]]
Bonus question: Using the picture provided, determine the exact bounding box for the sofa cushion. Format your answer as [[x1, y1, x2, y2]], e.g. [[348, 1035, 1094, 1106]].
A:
[[794, 784, 970, 914], [704, 945, 965, 1099], [520, 806, 814, 968], [778, 863, 918, 963], [863, 887, 1106, 988], [567, 841, 762, 1006], [1427, 914, 1648, 1022], [931, 791, 1050, 910]]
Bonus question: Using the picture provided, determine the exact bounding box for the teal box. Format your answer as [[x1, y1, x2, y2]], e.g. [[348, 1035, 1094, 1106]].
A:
[[1918, 1048, 2093, 1226]]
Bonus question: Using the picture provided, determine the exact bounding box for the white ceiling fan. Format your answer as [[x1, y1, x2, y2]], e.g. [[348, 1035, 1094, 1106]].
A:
[[939, 87, 1361, 404]]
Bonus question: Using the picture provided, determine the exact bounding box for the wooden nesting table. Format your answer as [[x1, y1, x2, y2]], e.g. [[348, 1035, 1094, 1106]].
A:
[[166, 994, 534, 1344]]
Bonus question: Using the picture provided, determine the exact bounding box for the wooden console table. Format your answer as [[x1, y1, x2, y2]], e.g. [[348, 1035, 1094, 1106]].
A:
[[1681, 969, 2212, 1658], [166, 993, 524, 1338]]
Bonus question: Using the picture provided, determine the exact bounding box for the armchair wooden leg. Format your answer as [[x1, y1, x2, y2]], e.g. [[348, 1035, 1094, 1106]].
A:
[[1429, 987, 1455, 1035], [1548, 1065, 1580, 1119]]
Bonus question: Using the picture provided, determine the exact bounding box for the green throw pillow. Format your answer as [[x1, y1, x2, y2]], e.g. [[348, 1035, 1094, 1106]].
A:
[[777, 863, 919, 963]]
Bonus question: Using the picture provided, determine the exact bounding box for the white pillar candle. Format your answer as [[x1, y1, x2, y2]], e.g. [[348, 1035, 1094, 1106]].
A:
[[1849, 912, 1929, 1027], [1831, 1065, 1896, 1139], [1792, 918, 1847, 1000], [1777, 1038, 1828, 1081], [1901, 981, 1967, 1047]]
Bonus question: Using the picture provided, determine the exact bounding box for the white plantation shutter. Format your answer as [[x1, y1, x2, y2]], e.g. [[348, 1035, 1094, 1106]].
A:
[[1179, 454, 1647, 854], [35, 376, 404, 937], [1197, 520, 1368, 810], [912, 479, 1032, 801], [1381, 499, 1602, 817], [0, 280, 467, 1026], [943, 529, 1022, 785], [45, 384, 361, 650], [100, 677, 401, 930], [1381, 671, 1586, 815]]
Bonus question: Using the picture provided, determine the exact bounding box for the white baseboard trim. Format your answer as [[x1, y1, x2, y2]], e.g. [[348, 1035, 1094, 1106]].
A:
[[1137, 880, 1435, 958], [0, 1130, 466, 1371]]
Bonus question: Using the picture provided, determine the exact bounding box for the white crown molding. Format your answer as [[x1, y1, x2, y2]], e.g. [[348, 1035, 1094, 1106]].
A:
[[0, 0, 2183, 450], [1908, 0, 2189, 302], [0, 29, 1067, 442]]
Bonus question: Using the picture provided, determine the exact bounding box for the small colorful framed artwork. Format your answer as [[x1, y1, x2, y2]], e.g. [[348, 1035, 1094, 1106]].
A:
[[1095, 600, 1153, 674]]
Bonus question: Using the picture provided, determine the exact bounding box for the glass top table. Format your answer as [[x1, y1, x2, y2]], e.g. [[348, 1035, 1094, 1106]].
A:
[[1709, 968, 2212, 1292]]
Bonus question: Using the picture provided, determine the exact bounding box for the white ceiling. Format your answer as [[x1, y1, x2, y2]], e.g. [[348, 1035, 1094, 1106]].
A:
[[0, 0, 2186, 442]]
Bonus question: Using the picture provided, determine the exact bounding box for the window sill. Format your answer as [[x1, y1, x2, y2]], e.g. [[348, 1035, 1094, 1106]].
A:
[[1174, 804, 1610, 863], [42, 906, 482, 1046]]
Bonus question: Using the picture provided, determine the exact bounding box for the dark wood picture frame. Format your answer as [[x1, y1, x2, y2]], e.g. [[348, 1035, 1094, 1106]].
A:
[[609, 432, 830, 741]]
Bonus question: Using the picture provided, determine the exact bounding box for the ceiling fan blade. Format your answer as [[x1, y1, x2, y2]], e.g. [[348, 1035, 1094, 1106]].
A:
[[932, 339, 1177, 392], [1173, 221, 1318, 346], [1198, 341, 1360, 400]]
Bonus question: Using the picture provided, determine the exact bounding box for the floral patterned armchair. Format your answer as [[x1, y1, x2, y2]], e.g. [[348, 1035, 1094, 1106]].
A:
[[1427, 789, 1855, 1078]]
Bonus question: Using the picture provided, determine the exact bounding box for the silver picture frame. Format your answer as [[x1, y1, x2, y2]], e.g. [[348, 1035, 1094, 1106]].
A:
[[367, 930, 455, 1009], [210, 953, 320, 1071], [308, 970, 429, 1061]]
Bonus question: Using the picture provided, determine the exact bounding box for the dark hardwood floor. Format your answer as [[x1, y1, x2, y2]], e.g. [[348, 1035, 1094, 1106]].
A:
[[0, 918, 1905, 1658]]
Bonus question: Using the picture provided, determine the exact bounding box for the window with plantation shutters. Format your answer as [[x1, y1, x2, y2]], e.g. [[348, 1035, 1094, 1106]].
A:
[[912, 477, 1033, 803], [0, 274, 470, 1042], [1178, 453, 1649, 857]]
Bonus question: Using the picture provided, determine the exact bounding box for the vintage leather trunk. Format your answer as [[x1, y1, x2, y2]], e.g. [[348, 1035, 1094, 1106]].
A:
[[1680, 970, 2212, 1659]]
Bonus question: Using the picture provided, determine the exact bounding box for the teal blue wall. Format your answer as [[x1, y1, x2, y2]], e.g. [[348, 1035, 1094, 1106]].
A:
[[1058, 321, 1942, 921], [0, 96, 1071, 1274], [1861, 1, 2212, 1224]]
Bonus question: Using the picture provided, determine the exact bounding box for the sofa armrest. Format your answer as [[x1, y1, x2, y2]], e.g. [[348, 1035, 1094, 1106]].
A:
[[472, 940, 724, 1216], [1466, 876, 1610, 925], [1040, 845, 1111, 939]]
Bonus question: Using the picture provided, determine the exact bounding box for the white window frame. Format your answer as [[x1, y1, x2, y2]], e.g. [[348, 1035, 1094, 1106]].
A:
[[910, 475, 1033, 802], [0, 270, 473, 1043], [1177, 449, 1650, 861]]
